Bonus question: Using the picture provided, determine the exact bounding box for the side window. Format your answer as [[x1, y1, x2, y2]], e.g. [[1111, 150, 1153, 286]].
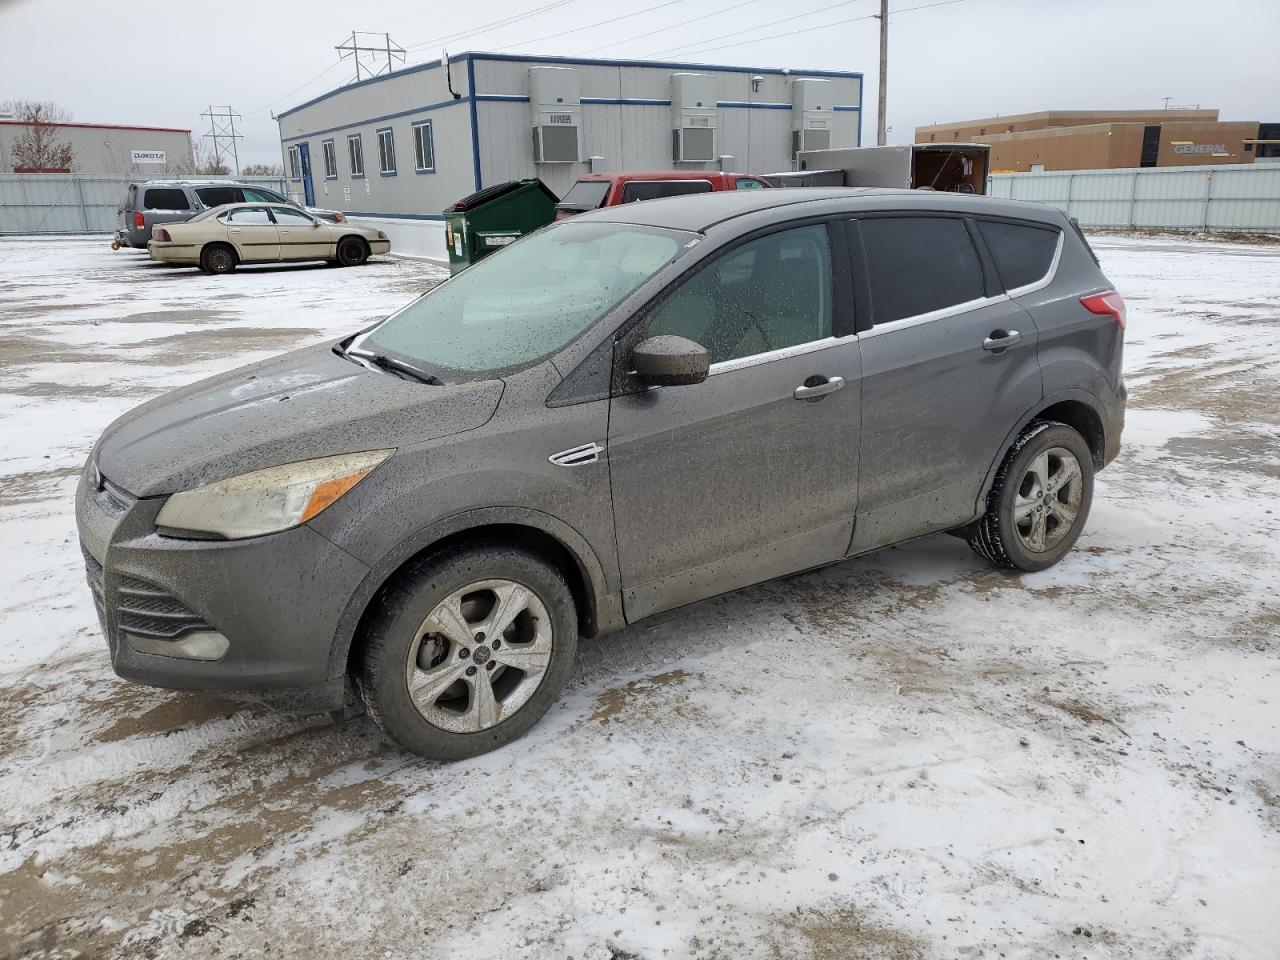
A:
[[413, 120, 435, 172], [223, 207, 273, 225], [195, 186, 243, 207], [859, 217, 984, 325], [643, 224, 832, 365], [377, 128, 396, 175], [271, 207, 313, 226], [977, 220, 1061, 291], [347, 134, 365, 177], [243, 187, 286, 203], [735, 178, 766, 190], [142, 188, 190, 210], [321, 139, 338, 179], [621, 180, 713, 203]]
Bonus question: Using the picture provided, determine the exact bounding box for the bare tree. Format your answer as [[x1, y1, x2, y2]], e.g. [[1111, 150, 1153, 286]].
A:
[[241, 162, 284, 176], [192, 143, 230, 176], [3, 100, 75, 171]]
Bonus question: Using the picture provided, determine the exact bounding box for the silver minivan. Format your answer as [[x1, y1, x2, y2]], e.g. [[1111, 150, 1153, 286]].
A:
[[114, 179, 345, 248], [80, 189, 1126, 760]]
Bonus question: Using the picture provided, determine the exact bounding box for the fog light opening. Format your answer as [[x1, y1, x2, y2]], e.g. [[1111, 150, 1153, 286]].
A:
[[125, 630, 230, 662]]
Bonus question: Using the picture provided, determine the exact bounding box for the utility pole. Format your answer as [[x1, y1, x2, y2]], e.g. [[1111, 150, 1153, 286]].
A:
[[1162, 96, 1172, 110], [876, 0, 889, 145], [200, 106, 243, 176], [336, 31, 406, 84]]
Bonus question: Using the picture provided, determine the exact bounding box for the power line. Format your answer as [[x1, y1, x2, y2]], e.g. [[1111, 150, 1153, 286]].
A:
[[646, 0, 870, 58], [201, 106, 244, 175], [666, 0, 963, 59], [490, 0, 685, 52], [336, 31, 407, 83], [402, 0, 578, 53], [579, 0, 769, 56], [243, 60, 348, 120]]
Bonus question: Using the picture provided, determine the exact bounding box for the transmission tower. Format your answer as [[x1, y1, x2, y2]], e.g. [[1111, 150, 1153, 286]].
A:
[[200, 106, 244, 175], [336, 32, 406, 83]]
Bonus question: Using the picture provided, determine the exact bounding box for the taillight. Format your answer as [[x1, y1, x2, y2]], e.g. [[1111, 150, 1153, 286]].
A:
[[133, 212, 145, 228], [154, 228, 171, 242], [1080, 290, 1127, 331]]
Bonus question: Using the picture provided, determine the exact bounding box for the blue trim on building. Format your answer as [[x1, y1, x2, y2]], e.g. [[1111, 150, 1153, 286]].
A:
[[834, 105, 860, 112], [278, 50, 862, 120], [282, 98, 467, 143], [345, 211, 446, 221], [581, 97, 669, 106], [475, 94, 530, 103], [717, 101, 790, 110], [467, 57, 483, 192]]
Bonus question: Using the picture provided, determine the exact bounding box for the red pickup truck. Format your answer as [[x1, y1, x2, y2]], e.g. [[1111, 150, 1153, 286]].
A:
[[554, 171, 771, 220]]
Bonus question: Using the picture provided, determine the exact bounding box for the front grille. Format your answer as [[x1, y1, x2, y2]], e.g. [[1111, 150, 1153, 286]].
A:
[[82, 546, 114, 656], [115, 576, 211, 640]]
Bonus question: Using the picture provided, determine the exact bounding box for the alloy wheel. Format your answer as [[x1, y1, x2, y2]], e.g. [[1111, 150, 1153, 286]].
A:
[[1013, 447, 1083, 553], [404, 579, 553, 734]]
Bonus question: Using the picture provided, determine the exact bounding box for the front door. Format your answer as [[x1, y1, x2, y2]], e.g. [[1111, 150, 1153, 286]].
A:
[[298, 142, 315, 206], [271, 206, 330, 260], [849, 214, 1043, 552], [608, 222, 862, 621]]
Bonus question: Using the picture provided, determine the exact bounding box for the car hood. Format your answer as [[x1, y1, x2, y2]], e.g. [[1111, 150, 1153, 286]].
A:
[[95, 342, 503, 497]]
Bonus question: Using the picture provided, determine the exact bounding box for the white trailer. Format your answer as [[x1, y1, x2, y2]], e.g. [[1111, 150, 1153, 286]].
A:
[[768, 143, 991, 194]]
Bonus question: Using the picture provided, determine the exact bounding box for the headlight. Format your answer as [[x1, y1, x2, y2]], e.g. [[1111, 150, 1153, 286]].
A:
[[156, 450, 392, 540]]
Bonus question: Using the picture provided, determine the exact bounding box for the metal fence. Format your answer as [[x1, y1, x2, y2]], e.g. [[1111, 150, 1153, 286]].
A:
[[988, 162, 1280, 233], [0, 174, 291, 235]]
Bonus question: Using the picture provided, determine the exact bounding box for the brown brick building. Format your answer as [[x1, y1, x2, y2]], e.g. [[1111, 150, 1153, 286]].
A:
[[915, 109, 1278, 173]]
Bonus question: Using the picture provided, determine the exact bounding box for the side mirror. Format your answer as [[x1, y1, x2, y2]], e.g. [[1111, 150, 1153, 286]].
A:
[[312, 219, 322, 228], [632, 335, 710, 387]]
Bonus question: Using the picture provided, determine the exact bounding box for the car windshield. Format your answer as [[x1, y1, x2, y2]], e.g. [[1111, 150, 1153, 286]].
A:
[[558, 180, 611, 209], [353, 221, 692, 377]]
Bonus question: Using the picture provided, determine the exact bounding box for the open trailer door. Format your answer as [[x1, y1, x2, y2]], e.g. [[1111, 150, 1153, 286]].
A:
[[910, 143, 990, 194]]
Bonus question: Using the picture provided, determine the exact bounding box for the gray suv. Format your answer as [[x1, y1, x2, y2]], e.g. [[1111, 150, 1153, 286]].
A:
[[115, 180, 345, 248], [78, 189, 1126, 759]]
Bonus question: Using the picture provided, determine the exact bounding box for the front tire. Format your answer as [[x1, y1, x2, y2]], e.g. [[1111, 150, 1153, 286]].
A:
[[968, 421, 1094, 572], [335, 236, 369, 267], [355, 543, 578, 760], [200, 244, 237, 274]]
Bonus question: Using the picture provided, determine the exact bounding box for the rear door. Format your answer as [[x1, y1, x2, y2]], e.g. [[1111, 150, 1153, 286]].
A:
[[607, 221, 862, 620], [221, 206, 280, 262], [194, 185, 244, 210], [848, 213, 1042, 552]]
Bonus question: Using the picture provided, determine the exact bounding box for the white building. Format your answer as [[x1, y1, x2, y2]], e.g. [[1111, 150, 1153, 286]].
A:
[[275, 51, 863, 257], [0, 119, 195, 175]]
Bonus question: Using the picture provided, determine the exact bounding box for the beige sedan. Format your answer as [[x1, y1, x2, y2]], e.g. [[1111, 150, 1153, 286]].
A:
[[148, 202, 391, 274]]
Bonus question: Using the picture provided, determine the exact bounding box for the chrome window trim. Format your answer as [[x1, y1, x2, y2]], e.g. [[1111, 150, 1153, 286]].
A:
[[857, 294, 1009, 339], [709, 334, 855, 376], [1004, 228, 1065, 299]]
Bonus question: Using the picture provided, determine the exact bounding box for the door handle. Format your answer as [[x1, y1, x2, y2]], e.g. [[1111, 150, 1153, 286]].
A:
[[982, 329, 1023, 352], [793, 375, 846, 400]]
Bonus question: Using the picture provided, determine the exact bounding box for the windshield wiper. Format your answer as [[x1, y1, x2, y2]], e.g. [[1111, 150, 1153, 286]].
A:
[[344, 348, 444, 385]]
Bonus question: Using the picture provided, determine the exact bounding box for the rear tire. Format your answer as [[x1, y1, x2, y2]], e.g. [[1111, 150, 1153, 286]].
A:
[[200, 244, 237, 275], [968, 421, 1094, 572], [336, 236, 369, 267], [355, 542, 577, 760]]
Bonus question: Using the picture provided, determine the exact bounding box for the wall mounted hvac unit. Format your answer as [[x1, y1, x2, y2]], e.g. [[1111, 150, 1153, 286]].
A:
[[671, 72, 717, 163], [530, 66, 582, 163], [792, 78, 834, 158]]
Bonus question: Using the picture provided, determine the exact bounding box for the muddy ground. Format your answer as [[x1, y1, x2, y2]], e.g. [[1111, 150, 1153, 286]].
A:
[[0, 236, 1277, 960]]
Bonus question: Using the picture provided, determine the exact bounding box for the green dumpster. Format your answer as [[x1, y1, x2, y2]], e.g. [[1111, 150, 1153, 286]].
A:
[[442, 178, 559, 274]]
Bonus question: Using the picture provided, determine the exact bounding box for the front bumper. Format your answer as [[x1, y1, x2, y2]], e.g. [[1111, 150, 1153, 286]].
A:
[[76, 460, 367, 706]]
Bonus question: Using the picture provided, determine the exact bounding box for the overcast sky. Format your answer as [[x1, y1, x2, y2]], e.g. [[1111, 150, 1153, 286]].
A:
[[2, 0, 1276, 166]]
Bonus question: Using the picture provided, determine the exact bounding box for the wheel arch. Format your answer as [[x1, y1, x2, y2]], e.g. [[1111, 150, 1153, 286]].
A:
[[201, 240, 238, 265], [329, 507, 618, 681], [974, 389, 1107, 517]]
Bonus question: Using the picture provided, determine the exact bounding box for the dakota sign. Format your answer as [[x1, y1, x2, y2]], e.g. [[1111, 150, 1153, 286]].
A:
[[131, 150, 167, 164]]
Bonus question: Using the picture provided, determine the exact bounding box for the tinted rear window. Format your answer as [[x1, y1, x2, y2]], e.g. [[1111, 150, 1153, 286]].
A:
[[860, 217, 984, 325], [196, 186, 243, 207], [142, 188, 190, 211], [978, 220, 1060, 290], [559, 180, 610, 209], [621, 180, 713, 203]]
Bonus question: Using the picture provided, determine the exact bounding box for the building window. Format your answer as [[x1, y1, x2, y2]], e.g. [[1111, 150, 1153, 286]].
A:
[[979, 127, 986, 136], [347, 134, 365, 178], [412, 120, 435, 173], [377, 127, 397, 176], [288, 145, 302, 180], [321, 139, 337, 179]]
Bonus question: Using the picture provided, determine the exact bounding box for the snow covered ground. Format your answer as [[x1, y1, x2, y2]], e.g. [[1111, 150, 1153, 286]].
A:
[[1, 235, 1277, 960]]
